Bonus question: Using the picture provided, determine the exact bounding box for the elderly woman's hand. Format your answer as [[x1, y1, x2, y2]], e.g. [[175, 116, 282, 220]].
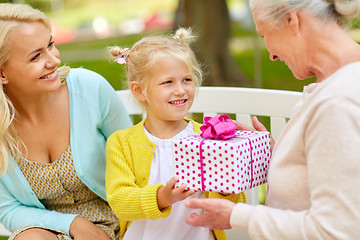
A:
[[234, 116, 275, 152], [184, 198, 235, 230]]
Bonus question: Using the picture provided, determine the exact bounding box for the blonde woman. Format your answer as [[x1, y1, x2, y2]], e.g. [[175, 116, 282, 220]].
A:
[[185, 0, 360, 239], [0, 3, 131, 240]]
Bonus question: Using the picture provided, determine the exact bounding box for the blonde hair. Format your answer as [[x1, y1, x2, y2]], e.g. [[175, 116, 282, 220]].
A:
[[250, 0, 360, 27], [0, 3, 70, 174], [109, 28, 203, 99]]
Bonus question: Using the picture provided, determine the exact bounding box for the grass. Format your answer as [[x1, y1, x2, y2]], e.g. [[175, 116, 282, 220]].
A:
[[0, 236, 7, 240]]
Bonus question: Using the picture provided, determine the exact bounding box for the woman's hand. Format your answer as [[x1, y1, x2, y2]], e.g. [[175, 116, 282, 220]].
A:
[[69, 216, 111, 240], [235, 116, 275, 152], [184, 198, 235, 230], [157, 177, 195, 210]]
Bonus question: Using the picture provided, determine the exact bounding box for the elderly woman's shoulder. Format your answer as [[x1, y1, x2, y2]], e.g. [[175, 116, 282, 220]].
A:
[[324, 61, 360, 99], [339, 61, 360, 95], [334, 61, 360, 85]]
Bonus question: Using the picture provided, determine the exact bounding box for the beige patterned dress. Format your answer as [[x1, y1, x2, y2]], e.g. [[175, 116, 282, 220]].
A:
[[9, 145, 120, 240]]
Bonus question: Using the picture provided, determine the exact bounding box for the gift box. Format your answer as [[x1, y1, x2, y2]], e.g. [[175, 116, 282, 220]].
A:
[[173, 115, 271, 194]]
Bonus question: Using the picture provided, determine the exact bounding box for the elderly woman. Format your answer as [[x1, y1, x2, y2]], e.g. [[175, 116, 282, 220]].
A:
[[0, 3, 132, 240], [185, 0, 360, 239]]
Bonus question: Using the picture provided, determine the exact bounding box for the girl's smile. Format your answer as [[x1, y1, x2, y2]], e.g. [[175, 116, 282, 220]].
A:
[[141, 56, 196, 124], [169, 99, 188, 106]]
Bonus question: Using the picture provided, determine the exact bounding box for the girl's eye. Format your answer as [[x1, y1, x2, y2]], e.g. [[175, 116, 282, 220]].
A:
[[162, 80, 172, 85], [184, 78, 192, 82]]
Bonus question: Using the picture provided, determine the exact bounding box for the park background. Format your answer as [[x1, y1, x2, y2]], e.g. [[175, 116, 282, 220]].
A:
[[2, 0, 359, 91], [0, 1, 359, 238]]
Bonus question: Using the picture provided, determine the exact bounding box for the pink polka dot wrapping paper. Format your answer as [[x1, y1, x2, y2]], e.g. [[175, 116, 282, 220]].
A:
[[173, 131, 271, 194]]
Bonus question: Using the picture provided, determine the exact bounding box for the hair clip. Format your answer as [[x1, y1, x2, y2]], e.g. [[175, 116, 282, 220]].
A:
[[115, 48, 130, 65]]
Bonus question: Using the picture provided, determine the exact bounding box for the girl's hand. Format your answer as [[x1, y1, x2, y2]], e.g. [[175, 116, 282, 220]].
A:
[[234, 116, 275, 152], [157, 177, 195, 210], [69, 216, 111, 240]]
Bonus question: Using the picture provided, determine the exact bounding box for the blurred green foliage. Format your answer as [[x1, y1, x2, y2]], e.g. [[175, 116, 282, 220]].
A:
[[57, 32, 314, 92], [52, 0, 176, 29], [58, 33, 148, 90], [233, 48, 315, 91]]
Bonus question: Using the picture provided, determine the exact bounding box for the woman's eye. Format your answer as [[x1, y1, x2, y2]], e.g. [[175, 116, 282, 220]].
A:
[[31, 53, 41, 61], [48, 41, 54, 49]]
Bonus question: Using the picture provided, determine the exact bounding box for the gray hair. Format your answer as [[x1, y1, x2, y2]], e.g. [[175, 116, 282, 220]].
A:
[[249, 0, 360, 27]]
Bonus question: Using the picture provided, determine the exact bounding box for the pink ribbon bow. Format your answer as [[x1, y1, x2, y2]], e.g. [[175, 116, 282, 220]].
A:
[[200, 114, 237, 140], [115, 49, 130, 65]]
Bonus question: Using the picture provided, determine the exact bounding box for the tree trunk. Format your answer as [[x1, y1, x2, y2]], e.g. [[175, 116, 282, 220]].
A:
[[174, 0, 248, 86]]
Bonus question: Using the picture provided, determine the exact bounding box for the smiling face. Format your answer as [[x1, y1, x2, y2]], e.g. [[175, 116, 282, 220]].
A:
[[1, 21, 61, 96], [140, 56, 196, 124], [253, 9, 314, 80]]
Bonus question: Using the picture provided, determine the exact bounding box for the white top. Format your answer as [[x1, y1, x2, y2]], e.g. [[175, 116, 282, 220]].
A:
[[123, 122, 214, 240], [230, 62, 360, 239]]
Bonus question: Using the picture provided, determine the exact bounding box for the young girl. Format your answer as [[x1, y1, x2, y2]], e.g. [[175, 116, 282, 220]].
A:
[[106, 28, 246, 240]]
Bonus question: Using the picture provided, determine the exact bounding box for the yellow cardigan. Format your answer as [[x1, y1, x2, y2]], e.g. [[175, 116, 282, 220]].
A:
[[106, 119, 246, 239]]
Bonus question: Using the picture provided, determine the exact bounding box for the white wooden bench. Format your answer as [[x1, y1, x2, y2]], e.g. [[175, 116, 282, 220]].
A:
[[0, 224, 9, 237], [0, 86, 302, 239]]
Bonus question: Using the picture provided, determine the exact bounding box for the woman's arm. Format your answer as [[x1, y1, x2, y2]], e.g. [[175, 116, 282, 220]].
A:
[[187, 97, 360, 239], [97, 73, 132, 138], [0, 178, 77, 235]]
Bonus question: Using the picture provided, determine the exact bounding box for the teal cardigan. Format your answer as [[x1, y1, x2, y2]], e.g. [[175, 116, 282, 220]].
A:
[[0, 68, 132, 235]]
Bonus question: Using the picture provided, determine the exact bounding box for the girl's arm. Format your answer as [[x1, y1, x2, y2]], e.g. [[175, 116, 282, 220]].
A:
[[157, 177, 194, 210], [106, 133, 171, 221]]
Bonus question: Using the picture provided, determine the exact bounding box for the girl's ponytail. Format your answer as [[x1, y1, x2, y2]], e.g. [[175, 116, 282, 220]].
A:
[[173, 27, 196, 45]]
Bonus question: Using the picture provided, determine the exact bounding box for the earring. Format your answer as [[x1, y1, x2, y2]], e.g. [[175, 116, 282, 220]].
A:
[[1, 72, 7, 84]]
